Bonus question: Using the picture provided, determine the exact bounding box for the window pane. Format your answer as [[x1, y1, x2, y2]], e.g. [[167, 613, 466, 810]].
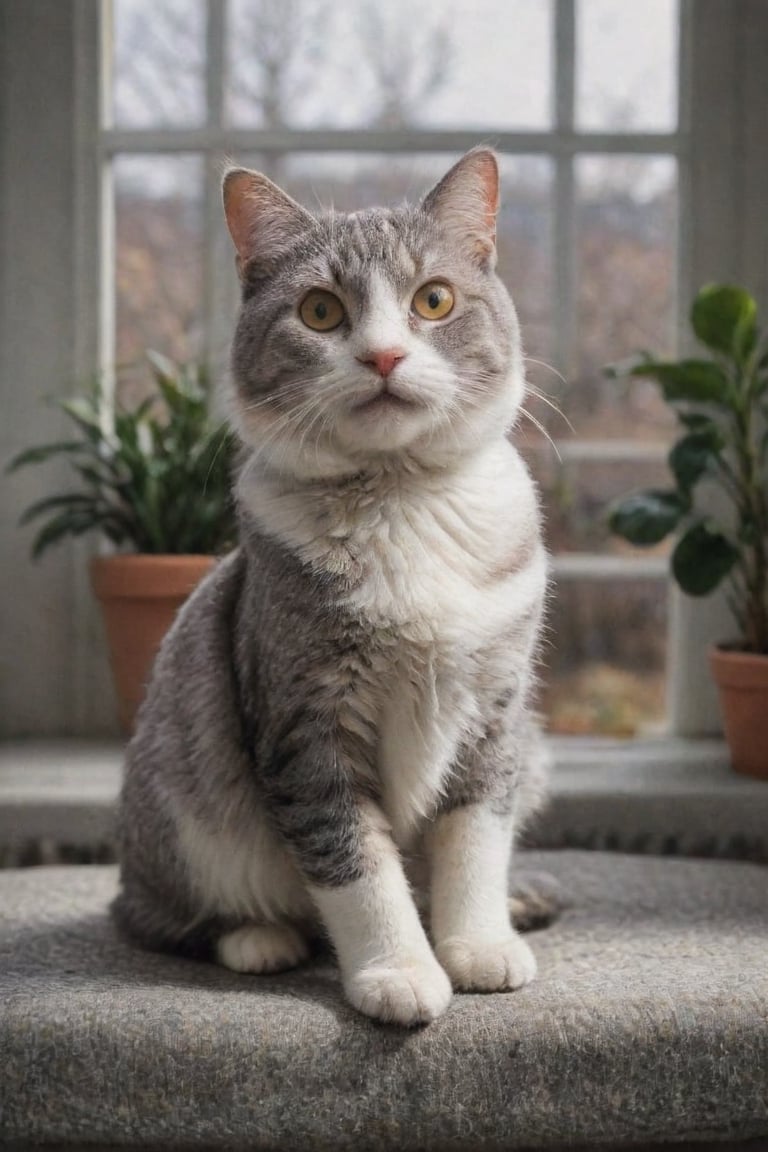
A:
[[112, 0, 206, 128], [524, 450, 673, 555], [499, 158, 555, 374], [227, 0, 552, 129], [114, 156, 204, 403], [569, 155, 677, 441], [576, 0, 678, 131], [542, 578, 668, 736]]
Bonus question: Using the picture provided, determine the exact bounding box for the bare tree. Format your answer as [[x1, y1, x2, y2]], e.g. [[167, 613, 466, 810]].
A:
[[356, 2, 454, 129], [229, 0, 331, 130], [113, 0, 205, 126]]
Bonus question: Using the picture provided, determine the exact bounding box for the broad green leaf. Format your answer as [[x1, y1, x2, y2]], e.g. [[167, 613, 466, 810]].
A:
[[734, 312, 759, 363], [608, 489, 688, 546], [691, 283, 757, 359], [677, 412, 719, 432], [669, 427, 725, 493], [625, 360, 731, 406], [603, 352, 654, 380], [672, 521, 739, 596]]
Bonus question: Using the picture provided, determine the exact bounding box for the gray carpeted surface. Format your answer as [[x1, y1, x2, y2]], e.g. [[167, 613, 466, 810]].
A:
[[1, 851, 767, 1150]]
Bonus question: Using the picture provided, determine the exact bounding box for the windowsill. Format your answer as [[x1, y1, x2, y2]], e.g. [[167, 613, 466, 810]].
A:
[[0, 736, 766, 861]]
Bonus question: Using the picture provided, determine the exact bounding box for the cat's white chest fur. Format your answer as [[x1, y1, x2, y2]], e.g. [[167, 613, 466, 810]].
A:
[[241, 440, 546, 845], [376, 643, 478, 844], [341, 442, 546, 844]]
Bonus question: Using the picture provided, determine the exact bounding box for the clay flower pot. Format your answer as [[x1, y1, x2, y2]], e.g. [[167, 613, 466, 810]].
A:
[[91, 554, 215, 734], [709, 645, 768, 780]]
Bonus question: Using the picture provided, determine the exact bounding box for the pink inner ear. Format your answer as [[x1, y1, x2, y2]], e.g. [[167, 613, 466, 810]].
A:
[[223, 171, 260, 263], [476, 153, 500, 242], [424, 150, 500, 257]]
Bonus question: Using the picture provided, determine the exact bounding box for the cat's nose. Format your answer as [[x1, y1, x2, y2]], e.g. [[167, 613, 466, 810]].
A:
[[356, 349, 407, 378]]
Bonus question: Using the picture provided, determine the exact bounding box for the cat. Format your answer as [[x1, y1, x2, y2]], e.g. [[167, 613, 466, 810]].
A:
[[112, 149, 551, 1027]]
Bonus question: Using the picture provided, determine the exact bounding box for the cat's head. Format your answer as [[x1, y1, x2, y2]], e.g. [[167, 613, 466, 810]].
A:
[[223, 150, 524, 477]]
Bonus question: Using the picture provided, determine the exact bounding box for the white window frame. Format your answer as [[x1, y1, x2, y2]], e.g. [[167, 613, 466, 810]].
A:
[[3, 0, 762, 738]]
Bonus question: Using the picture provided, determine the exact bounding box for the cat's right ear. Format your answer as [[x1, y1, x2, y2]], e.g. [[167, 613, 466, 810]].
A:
[[422, 149, 500, 268], [222, 168, 315, 280]]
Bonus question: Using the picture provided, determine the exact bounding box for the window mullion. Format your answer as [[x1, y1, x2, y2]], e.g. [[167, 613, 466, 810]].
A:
[[553, 0, 576, 383], [98, 127, 684, 157]]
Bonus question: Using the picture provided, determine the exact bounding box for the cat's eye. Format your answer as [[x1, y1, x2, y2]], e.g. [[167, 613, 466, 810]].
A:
[[412, 281, 455, 321], [299, 289, 345, 332]]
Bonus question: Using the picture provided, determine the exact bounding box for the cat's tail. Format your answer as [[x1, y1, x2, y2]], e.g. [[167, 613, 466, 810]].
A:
[[509, 871, 566, 932]]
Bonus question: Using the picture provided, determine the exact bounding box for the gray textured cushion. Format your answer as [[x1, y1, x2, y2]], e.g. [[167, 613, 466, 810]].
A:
[[1, 851, 767, 1150]]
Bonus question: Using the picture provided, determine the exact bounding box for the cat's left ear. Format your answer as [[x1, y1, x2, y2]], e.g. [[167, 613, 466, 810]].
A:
[[422, 149, 499, 267], [222, 166, 316, 280]]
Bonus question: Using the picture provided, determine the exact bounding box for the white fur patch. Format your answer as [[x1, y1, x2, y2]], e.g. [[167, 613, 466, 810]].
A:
[[216, 923, 309, 974], [430, 803, 537, 992], [352, 271, 414, 362], [309, 844, 452, 1026], [175, 807, 314, 927], [344, 442, 545, 841], [430, 804, 514, 942]]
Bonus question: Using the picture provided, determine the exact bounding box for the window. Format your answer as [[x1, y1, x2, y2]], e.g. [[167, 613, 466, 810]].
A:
[[103, 0, 683, 738]]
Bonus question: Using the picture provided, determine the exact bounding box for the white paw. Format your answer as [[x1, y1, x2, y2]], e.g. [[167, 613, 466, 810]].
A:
[[346, 956, 453, 1027], [436, 932, 537, 992], [216, 923, 309, 974]]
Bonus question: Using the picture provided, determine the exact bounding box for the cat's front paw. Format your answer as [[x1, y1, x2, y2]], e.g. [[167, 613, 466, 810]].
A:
[[346, 956, 453, 1027], [216, 923, 309, 974], [436, 933, 537, 992]]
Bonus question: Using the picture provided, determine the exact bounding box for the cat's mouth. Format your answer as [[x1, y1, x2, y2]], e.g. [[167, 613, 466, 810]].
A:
[[352, 387, 419, 415]]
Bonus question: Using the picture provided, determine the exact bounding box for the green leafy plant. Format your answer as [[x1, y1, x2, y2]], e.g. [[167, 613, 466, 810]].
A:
[[607, 283, 768, 654], [7, 352, 237, 557]]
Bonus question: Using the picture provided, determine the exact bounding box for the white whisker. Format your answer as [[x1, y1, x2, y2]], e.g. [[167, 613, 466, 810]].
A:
[[525, 386, 575, 433], [519, 407, 562, 462]]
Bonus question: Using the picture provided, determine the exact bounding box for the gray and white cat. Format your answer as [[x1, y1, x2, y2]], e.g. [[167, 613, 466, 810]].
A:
[[113, 149, 550, 1027]]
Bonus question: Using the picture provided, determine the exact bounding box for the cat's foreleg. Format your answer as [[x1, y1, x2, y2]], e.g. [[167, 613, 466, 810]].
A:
[[430, 700, 538, 999], [434, 813, 537, 991], [429, 687, 548, 991], [430, 800, 537, 991], [261, 721, 451, 1026], [310, 822, 452, 1026]]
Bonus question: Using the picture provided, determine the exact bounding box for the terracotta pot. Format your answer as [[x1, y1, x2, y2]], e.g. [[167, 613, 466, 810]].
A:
[[91, 554, 215, 734], [709, 645, 768, 780]]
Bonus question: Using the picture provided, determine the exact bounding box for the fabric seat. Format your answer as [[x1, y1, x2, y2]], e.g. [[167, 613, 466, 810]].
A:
[[1, 850, 767, 1150]]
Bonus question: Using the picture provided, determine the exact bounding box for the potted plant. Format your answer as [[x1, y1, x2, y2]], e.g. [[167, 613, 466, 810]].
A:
[[606, 283, 768, 778], [7, 352, 237, 732]]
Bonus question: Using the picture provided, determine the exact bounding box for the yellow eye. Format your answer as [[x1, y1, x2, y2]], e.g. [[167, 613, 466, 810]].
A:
[[412, 281, 455, 321], [299, 289, 345, 332]]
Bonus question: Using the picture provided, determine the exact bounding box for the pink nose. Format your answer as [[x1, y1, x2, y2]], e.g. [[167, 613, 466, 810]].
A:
[[357, 349, 406, 378]]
